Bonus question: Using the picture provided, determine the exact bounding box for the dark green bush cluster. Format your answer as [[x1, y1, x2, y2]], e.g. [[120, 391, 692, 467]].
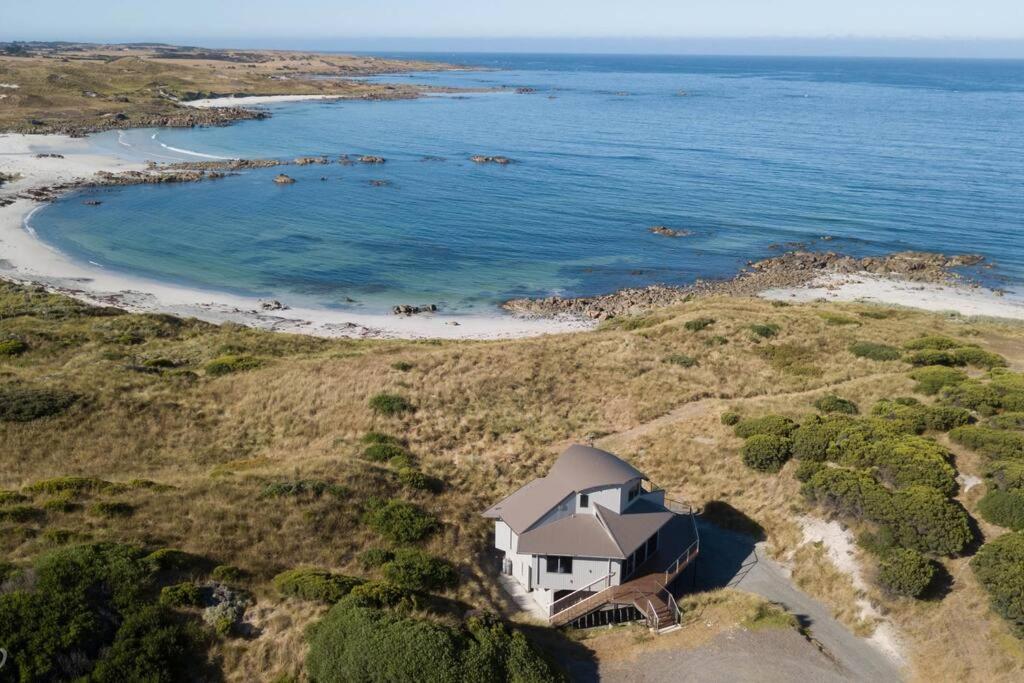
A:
[[364, 441, 410, 463], [398, 467, 437, 491], [941, 370, 1024, 414], [950, 427, 1024, 460], [749, 323, 780, 338], [877, 548, 935, 598], [0, 385, 78, 421], [903, 335, 962, 351], [0, 543, 202, 681], [741, 435, 793, 473], [391, 360, 415, 372], [734, 414, 796, 439], [870, 398, 971, 434], [145, 548, 206, 571], [972, 532, 1024, 635], [273, 568, 364, 603], [381, 548, 458, 591], [348, 580, 411, 608], [819, 313, 859, 326], [905, 346, 1006, 369], [910, 366, 967, 395], [802, 469, 972, 556], [813, 394, 858, 415], [24, 475, 118, 495], [261, 479, 347, 499], [683, 317, 715, 332], [0, 338, 28, 356], [977, 489, 1024, 531], [306, 603, 560, 683], [369, 392, 415, 416], [0, 504, 42, 522], [359, 548, 395, 569], [664, 353, 698, 368], [720, 411, 741, 426], [211, 564, 245, 584], [204, 354, 263, 376], [839, 435, 958, 496], [159, 582, 204, 608], [989, 413, 1024, 430], [90, 501, 135, 517], [790, 415, 854, 461], [363, 498, 438, 543], [848, 341, 902, 361]]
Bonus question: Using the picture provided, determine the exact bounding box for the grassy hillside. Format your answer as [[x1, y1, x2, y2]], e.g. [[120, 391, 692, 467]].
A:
[[2, 282, 1023, 680]]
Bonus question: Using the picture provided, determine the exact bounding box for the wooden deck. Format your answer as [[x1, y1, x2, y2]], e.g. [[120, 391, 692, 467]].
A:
[[550, 513, 699, 628]]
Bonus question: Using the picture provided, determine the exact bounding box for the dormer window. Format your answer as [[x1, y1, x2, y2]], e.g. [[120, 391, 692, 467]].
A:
[[579, 493, 589, 508], [627, 482, 642, 501]]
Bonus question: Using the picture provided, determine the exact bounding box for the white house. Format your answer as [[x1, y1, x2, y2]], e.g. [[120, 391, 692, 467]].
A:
[[482, 444, 698, 626]]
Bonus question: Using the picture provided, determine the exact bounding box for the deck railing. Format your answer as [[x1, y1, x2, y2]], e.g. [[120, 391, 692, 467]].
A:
[[548, 572, 615, 619], [644, 598, 659, 630], [664, 539, 700, 582]]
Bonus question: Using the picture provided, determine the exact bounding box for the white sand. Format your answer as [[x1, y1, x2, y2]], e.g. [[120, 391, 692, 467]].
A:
[[761, 272, 1024, 320], [182, 94, 348, 108], [0, 133, 591, 340]]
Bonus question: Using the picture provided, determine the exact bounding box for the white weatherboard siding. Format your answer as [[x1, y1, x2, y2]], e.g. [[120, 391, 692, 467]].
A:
[[536, 556, 619, 591], [496, 521, 536, 591]]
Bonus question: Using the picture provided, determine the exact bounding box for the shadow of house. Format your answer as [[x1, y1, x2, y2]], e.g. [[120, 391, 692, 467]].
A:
[[690, 516, 759, 592]]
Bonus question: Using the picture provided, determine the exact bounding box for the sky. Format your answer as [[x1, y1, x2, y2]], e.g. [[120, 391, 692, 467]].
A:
[[2, 1, 1024, 56]]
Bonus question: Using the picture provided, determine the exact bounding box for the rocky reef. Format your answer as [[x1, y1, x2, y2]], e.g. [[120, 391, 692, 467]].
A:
[[470, 155, 513, 165], [649, 226, 692, 238]]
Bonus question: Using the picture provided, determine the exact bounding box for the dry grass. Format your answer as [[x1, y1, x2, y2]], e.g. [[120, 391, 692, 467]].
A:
[[2, 283, 1024, 679]]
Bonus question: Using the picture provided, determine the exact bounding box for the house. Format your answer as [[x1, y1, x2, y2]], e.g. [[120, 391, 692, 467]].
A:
[[483, 444, 699, 630]]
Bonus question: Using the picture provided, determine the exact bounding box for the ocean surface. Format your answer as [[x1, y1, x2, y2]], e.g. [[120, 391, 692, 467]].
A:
[[31, 54, 1024, 314]]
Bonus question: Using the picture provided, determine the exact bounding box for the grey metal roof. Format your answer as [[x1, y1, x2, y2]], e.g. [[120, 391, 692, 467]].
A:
[[517, 514, 624, 558], [595, 501, 674, 557], [482, 444, 648, 534]]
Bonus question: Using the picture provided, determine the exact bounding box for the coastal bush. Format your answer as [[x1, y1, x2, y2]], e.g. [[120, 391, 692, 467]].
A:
[[363, 498, 438, 543], [905, 349, 965, 367], [825, 418, 915, 462], [848, 341, 902, 361], [877, 548, 935, 598], [160, 582, 204, 608], [24, 475, 115, 495], [839, 435, 958, 496], [813, 394, 859, 415], [664, 353, 698, 368], [348, 580, 411, 608], [0, 543, 200, 682], [369, 392, 415, 416], [0, 338, 28, 356], [261, 479, 347, 499], [364, 442, 409, 463], [971, 532, 1024, 635], [953, 347, 1008, 370], [0, 489, 27, 505], [684, 317, 715, 332], [90, 501, 134, 517], [749, 323, 781, 338], [987, 461, 1024, 491], [204, 354, 263, 376], [398, 467, 436, 491], [306, 603, 559, 683], [0, 504, 43, 522], [391, 360, 415, 372], [211, 564, 245, 584], [273, 568, 363, 604], [802, 467, 892, 519], [362, 431, 405, 446], [820, 313, 860, 326], [720, 411, 741, 427], [989, 412, 1024, 430], [734, 415, 797, 439], [910, 366, 967, 395], [0, 386, 78, 421], [904, 336, 965, 351], [741, 435, 793, 473], [382, 548, 458, 591], [145, 548, 205, 571], [790, 415, 853, 461], [925, 405, 973, 431], [950, 426, 1024, 460], [794, 459, 825, 482], [359, 548, 395, 570], [757, 343, 821, 376], [978, 489, 1024, 531]]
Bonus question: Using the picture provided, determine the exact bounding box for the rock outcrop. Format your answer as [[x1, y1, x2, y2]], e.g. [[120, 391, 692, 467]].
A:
[[392, 304, 438, 315], [470, 155, 513, 165], [649, 226, 692, 238], [359, 155, 386, 164], [273, 174, 296, 184]]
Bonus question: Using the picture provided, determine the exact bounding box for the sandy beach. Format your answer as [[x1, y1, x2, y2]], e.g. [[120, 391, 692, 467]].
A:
[[182, 94, 352, 108], [0, 133, 592, 339]]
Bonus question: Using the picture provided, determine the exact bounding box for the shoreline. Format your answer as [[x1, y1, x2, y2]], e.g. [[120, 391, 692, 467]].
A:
[[3, 134, 1023, 344]]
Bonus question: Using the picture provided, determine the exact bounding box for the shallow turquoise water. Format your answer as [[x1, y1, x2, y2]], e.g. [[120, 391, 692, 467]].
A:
[[32, 55, 1024, 313]]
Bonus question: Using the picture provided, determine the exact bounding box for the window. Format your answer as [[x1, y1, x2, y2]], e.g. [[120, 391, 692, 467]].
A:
[[579, 493, 589, 508], [645, 532, 659, 557], [546, 556, 573, 574], [627, 482, 642, 501]]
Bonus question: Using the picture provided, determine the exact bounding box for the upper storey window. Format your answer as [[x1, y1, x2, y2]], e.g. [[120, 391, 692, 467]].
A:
[[579, 493, 589, 508], [627, 481, 642, 502]]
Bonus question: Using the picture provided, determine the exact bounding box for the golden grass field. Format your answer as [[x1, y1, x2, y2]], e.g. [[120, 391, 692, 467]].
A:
[[0, 44, 451, 133], [2, 282, 1023, 680]]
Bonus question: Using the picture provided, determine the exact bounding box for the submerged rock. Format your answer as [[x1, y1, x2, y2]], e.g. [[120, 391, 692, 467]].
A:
[[649, 226, 692, 238], [359, 155, 386, 164], [470, 155, 513, 165], [273, 174, 296, 184], [82, 199, 102, 206]]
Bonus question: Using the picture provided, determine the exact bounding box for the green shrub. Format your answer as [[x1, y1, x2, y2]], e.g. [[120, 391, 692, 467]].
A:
[[398, 467, 435, 491], [814, 395, 858, 415], [953, 347, 1007, 370], [720, 411, 741, 427], [363, 499, 438, 543], [261, 479, 347, 498], [87, 605, 199, 682], [941, 379, 1002, 413], [0, 386, 78, 421], [987, 461, 1024, 491], [803, 467, 892, 519], [160, 582, 204, 608], [989, 413, 1024, 430], [848, 341, 902, 361], [361, 431, 405, 446], [0, 338, 28, 356], [870, 399, 929, 434], [664, 354, 698, 368], [24, 476, 116, 495], [211, 564, 245, 583], [885, 486, 974, 557], [391, 361, 415, 372], [0, 504, 43, 522], [42, 494, 78, 512], [273, 568, 363, 603], [790, 415, 853, 462], [794, 459, 825, 483], [145, 548, 204, 571], [369, 392, 415, 416], [972, 532, 1024, 635], [359, 548, 395, 569], [90, 501, 134, 517], [877, 549, 935, 598], [905, 349, 964, 367], [950, 426, 1024, 460], [741, 435, 793, 473], [904, 336, 964, 351], [840, 435, 958, 496], [820, 313, 859, 326], [925, 405, 972, 431], [382, 548, 458, 591], [204, 354, 263, 376], [0, 489, 27, 505], [757, 343, 820, 376], [910, 366, 967, 395], [348, 580, 411, 608], [749, 323, 780, 338], [683, 317, 715, 332], [364, 442, 409, 462], [978, 489, 1024, 531], [734, 415, 797, 439], [306, 602, 559, 683]]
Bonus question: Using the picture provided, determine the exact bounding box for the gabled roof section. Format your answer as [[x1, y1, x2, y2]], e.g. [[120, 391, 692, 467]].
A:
[[517, 514, 625, 559], [595, 501, 673, 558], [482, 445, 648, 534]]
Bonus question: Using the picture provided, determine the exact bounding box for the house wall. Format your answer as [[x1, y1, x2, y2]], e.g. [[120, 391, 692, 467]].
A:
[[536, 556, 621, 592], [529, 493, 576, 528], [495, 521, 536, 590]]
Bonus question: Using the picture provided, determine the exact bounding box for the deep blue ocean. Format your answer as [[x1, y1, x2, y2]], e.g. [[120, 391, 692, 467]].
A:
[[32, 54, 1024, 313]]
